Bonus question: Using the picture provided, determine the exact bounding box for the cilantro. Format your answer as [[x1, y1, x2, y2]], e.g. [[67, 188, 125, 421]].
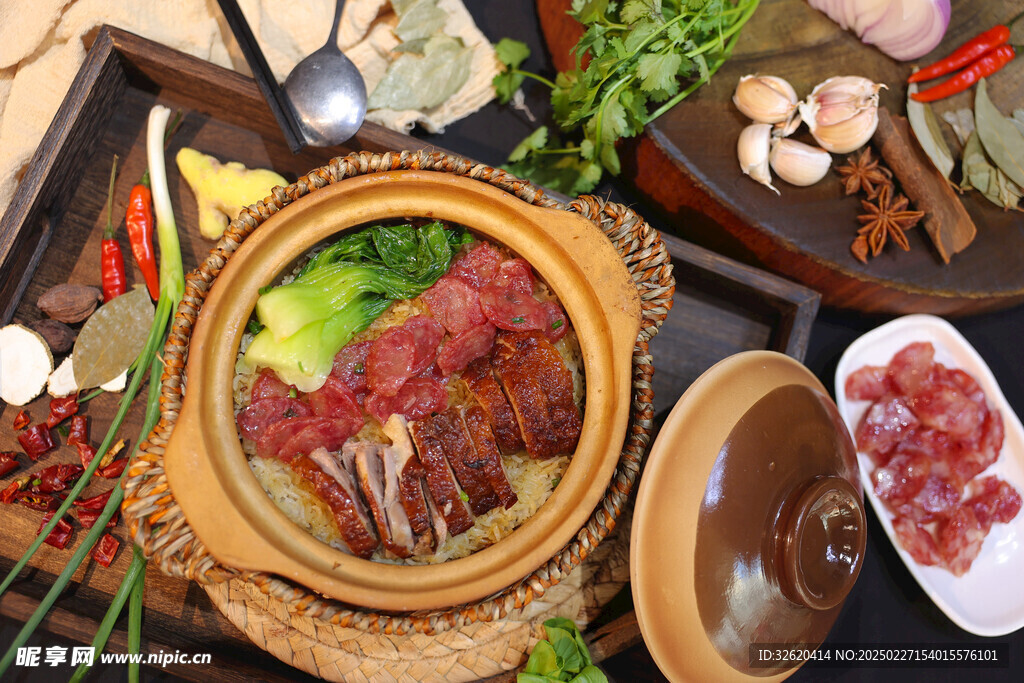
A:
[[247, 319, 264, 336], [494, 0, 761, 195], [551, 319, 564, 330]]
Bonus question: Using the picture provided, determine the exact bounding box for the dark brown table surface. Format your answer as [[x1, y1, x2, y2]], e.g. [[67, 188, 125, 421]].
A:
[[3, 2, 1023, 682]]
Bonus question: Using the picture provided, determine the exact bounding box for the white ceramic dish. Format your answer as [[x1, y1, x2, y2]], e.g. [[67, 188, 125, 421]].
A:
[[835, 314, 1024, 637]]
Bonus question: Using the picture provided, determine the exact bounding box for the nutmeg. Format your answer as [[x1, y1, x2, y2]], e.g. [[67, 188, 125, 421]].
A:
[[37, 284, 102, 323], [27, 318, 76, 353]]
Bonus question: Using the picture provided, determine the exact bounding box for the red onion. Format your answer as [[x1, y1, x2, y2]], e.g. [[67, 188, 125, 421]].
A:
[[808, 0, 951, 61]]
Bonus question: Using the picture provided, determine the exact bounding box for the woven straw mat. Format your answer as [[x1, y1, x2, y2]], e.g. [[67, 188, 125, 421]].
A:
[[121, 150, 674, 681]]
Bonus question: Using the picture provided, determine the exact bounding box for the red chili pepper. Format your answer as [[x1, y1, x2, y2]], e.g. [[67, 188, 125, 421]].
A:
[[74, 488, 113, 511], [101, 155, 127, 302], [0, 451, 19, 478], [78, 507, 117, 530], [75, 442, 98, 469], [16, 491, 59, 511], [126, 175, 160, 300], [31, 463, 84, 493], [18, 423, 56, 460], [67, 415, 89, 446], [37, 512, 74, 549], [92, 533, 120, 567], [909, 25, 1012, 83], [1, 477, 27, 504], [46, 396, 79, 428], [97, 458, 128, 479], [13, 410, 30, 430], [911, 45, 1017, 102]]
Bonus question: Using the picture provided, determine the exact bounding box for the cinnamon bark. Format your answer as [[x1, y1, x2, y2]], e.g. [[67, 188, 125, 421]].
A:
[[873, 107, 976, 263]]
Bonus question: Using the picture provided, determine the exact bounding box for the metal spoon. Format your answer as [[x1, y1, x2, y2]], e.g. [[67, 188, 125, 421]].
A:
[[283, 0, 367, 147]]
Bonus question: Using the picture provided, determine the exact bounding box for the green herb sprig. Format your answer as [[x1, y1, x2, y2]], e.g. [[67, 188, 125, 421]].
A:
[[494, 0, 761, 195]]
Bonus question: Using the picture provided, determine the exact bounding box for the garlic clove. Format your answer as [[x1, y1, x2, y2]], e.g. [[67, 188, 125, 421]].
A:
[[810, 106, 879, 154], [773, 112, 803, 139], [799, 75, 884, 155], [769, 138, 832, 187], [737, 123, 779, 195], [733, 75, 799, 124]]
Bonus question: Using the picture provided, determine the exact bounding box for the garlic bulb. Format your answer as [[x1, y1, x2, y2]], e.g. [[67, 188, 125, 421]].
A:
[[733, 75, 799, 125], [799, 76, 884, 154], [769, 139, 832, 187], [737, 123, 779, 195]]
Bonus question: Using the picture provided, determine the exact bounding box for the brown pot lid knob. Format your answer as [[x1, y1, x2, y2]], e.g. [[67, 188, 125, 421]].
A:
[[777, 475, 866, 611]]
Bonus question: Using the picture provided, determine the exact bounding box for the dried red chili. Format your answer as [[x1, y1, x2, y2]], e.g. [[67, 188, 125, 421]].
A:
[[0, 451, 19, 478], [92, 533, 120, 567], [18, 423, 56, 460], [78, 507, 117, 530], [73, 488, 113, 511], [16, 491, 58, 511], [13, 410, 30, 430], [97, 458, 128, 479], [911, 45, 1017, 102], [1, 476, 29, 504], [31, 463, 85, 493], [37, 512, 74, 549], [100, 155, 127, 302], [126, 175, 160, 300], [46, 396, 79, 428], [67, 415, 89, 446], [75, 442, 98, 469], [909, 25, 1013, 83]]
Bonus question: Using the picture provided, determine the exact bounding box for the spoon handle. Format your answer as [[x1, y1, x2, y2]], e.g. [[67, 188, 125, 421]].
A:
[[327, 0, 346, 49], [215, 0, 306, 153]]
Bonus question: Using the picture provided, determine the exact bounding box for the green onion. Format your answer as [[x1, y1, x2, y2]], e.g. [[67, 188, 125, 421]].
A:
[[512, 316, 525, 323], [551, 320, 564, 330]]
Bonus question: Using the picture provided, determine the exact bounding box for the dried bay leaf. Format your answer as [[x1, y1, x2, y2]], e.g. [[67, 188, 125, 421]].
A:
[[72, 286, 154, 389], [975, 79, 1024, 189], [394, 0, 447, 42], [368, 34, 471, 111], [908, 83, 954, 179], [961, 131, 1021, 210], [1013, 109, 1024, 137], [941, 109, 974, 147]]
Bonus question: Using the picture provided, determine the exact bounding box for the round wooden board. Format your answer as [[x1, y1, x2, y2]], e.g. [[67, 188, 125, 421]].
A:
[[202, 515, 631, 682], [538, 0, 1024, 315]]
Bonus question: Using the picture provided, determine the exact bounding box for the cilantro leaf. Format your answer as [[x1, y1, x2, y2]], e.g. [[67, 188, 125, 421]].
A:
[[493, 38, 531, 104], [508, 126, 549, 162], [636, 51, 682, 93], [621, 0, 662, 25], [495, 37, 530, 70]]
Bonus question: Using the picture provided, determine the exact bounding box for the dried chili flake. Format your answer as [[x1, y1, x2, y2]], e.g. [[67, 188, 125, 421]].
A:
[[13, 410, 31, 430], [98, 439, 125, 469], [73, 488, 113, 511], [18, 423, 56, 461], [1, 476, 29, 504], [92, 533, 120, 567], [37, 512, 74, 549], [75, 442, 98, 469], [31, 463, 85, 493], [78, 507, 117, 530], [66, 415, 88, 446], [0, 451, 20, 477], [46, 396, 79, 428], [97, 458, 128, 479], [17, 491, 58, 511]]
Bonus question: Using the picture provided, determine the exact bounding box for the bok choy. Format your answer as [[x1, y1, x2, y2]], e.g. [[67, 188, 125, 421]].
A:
[[240, 221, 469, 391]]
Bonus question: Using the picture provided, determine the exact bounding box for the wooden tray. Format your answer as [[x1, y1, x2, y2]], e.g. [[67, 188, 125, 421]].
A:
[[538, 0, 1024, 316], [0, 27, 817, 681]]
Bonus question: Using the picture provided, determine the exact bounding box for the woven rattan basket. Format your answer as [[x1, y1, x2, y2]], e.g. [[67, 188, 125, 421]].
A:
[[121, 150, 673, 678]]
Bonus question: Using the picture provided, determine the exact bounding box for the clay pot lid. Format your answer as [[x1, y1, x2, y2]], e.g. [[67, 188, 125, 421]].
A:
[[630, 351, 865, 681]]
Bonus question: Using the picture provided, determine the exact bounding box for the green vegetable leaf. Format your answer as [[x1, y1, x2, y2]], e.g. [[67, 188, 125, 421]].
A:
[[635, 51, 682, 93], [571, 0, 611, 25], [495, 38, 530, 70], [522, 640, 559, 676], [570, 665, 609, 683], [621, 0, 662, 25], [509, 126, 549, 162]]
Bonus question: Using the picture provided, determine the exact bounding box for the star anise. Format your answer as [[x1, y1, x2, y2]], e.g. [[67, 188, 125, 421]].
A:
[[852, 185, 925, 262], [837, 147, 894, 199]]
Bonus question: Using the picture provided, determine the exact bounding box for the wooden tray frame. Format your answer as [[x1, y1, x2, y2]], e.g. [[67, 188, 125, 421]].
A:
[[0, 26, 819, 681]]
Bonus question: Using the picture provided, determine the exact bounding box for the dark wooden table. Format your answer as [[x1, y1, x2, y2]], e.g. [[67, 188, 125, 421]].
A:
[[2, 2, 1023, 682]]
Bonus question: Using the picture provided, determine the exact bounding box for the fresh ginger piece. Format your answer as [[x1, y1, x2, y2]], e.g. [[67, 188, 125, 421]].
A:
[[176, 148, 287, 240]]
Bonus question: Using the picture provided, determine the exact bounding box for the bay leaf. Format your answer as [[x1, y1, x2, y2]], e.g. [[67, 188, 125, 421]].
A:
[[975, 79, 1024, 189], [394, 0, 447, 43], [908, 83, 954, 179], [961, 131, 1021, 210], [940, 109, 974, 147], [1012, 109, 1024, 138], [72, 286, 154, 389]]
